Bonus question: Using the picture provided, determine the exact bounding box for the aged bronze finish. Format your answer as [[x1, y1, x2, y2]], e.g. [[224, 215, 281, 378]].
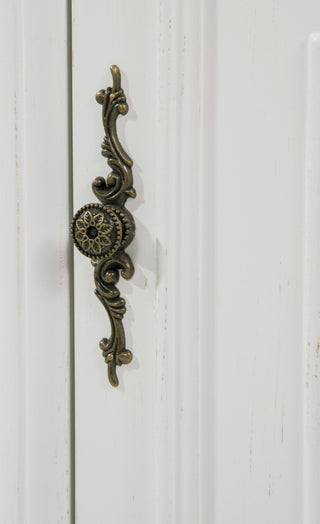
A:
[[71, 65, 136, 387]]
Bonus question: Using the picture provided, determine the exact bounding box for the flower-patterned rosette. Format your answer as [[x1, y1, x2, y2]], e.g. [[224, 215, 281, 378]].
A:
[[71, 203, 134, 261]]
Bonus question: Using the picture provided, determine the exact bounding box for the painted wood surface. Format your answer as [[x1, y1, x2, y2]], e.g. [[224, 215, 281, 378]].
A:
[[72, 1, 320, 523], [71, 1, 158, 522], [2, 0, 320, 522], [0, 0, 72, 522], [71, 1, 320, 523]]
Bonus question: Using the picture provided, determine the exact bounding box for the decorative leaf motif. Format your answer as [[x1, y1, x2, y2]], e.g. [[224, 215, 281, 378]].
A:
[[93, 66, 136, 207], [94, 251, 134, 387], [95, 213, 104, 227], [83, 210, 92, 227]]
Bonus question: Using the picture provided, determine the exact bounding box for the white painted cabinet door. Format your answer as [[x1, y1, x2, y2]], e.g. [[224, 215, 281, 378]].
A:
[[71, 0, 320, 523], [2, 0, 320, 523], [0, 1, 72, 523]]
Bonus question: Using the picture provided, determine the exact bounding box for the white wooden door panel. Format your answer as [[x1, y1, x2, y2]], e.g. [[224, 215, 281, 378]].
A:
[[72, 1, 320, 523], [0, 1, 72, 522]]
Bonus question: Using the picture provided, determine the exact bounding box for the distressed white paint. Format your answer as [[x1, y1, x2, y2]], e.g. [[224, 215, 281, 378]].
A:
[[211, 3, 320, 523], [0, 0, 72, 522], [2, 0, 320, 522], [72, 1, 320, 523], [212, 2, 305, 522], [303, 33, 320, 524]]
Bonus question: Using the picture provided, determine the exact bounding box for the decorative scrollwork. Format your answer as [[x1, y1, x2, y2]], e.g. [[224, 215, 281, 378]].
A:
[[71, 65, 136, 387], [93, 64, 136, 206], [94, 251, 134, 387]]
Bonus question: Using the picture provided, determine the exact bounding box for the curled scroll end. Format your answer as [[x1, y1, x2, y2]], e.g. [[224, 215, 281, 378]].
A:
[[107, 359, 119, 388], [125, 187, 136, 198], [110, 64, 121, 92], [118, 252, 134, 280]]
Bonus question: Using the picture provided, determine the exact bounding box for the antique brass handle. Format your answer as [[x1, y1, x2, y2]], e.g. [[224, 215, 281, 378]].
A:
[[71, 65, 136, 387]]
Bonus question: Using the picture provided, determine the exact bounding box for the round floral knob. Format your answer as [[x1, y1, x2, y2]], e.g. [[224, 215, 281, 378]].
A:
[[71, 203, 134, 261]]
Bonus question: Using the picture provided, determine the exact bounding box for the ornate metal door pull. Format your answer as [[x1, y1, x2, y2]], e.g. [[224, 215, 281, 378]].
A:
[[71, 65, 136, 387]]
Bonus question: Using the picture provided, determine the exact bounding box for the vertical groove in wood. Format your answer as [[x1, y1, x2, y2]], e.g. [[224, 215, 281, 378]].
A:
[[303, 32, 320, 524], [175, 1, 201, 521], [155, 0, 179, 521], [16, 0, 27, 519], [155, 0, 211, 521], [198, 0, 217, 521], [67, 1, 75, 522]]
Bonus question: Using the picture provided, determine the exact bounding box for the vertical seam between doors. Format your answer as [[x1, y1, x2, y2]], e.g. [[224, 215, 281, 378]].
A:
[[67, 0, 75, 522]]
